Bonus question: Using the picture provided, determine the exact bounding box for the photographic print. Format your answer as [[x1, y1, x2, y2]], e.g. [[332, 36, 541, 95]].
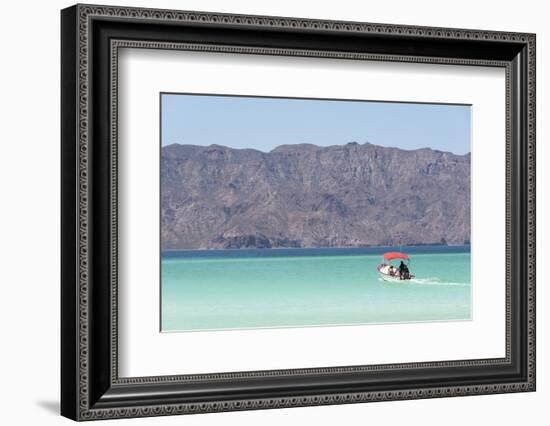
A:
[[160, 93, 472, 332], [61, 7, 536, 418]]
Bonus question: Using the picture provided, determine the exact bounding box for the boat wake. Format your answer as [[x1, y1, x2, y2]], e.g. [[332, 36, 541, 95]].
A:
[[409, 277, 468, 287], [378, 277, 468, 286]]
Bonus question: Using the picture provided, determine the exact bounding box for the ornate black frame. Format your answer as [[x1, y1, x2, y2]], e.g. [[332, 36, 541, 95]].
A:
[[61, 4, 536, 421]]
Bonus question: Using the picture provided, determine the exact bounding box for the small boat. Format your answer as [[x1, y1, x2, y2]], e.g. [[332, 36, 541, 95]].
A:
[[377, 251, 414, 282]]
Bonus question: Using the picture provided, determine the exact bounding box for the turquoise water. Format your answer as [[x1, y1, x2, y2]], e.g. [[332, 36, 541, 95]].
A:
[[161, 246, 471, 332]]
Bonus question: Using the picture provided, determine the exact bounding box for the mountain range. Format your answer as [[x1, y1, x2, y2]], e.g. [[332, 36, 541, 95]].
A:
[[161, 142, 470, 249]]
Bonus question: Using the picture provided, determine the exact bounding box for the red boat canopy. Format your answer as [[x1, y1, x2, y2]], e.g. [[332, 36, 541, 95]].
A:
[[383, 251, 410, 260]]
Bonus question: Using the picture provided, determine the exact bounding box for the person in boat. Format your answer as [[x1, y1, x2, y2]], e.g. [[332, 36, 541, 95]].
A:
[[399, 261, 410, 280], [389, 266, 396, 276]]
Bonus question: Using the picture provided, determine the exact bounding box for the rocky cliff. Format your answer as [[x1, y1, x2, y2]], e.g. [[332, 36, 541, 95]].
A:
[[161, 142, 470, 249]]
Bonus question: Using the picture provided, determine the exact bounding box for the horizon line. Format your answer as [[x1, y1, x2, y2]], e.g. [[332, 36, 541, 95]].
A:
[[162, 141, 471, 157], [161, 243, 471, 252]]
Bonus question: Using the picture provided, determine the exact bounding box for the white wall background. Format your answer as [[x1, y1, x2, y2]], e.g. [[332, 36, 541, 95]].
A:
[[0, 0, 546, 424]]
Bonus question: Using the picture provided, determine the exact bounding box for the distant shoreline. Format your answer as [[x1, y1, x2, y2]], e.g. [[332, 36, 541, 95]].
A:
[[161, 244, 471, 253]]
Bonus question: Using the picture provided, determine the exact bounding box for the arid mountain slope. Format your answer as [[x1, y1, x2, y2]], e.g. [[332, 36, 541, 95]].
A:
[[161, 142, 470, 249]]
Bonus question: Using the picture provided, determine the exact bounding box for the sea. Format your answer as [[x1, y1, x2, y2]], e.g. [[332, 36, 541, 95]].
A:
[[161, 245, 471, 332]]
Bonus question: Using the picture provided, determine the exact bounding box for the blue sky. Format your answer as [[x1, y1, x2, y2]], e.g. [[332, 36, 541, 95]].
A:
[[161, 93, 471, 155]]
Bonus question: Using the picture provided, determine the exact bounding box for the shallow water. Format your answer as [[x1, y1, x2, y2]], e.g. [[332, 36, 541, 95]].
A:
[[161, 246, 471, 332]]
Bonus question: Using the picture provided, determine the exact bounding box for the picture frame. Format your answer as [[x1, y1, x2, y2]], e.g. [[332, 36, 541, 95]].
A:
[[61, 3, 536, 421]]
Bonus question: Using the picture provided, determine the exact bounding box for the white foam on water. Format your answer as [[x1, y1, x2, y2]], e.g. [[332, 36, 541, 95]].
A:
[[377, 277, 468, 287], [410, 277, 468, 287]]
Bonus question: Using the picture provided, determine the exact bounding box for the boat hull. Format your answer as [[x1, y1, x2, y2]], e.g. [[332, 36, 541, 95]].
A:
[[377, 263, 414, 282], [378, 272, 405, 282]]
